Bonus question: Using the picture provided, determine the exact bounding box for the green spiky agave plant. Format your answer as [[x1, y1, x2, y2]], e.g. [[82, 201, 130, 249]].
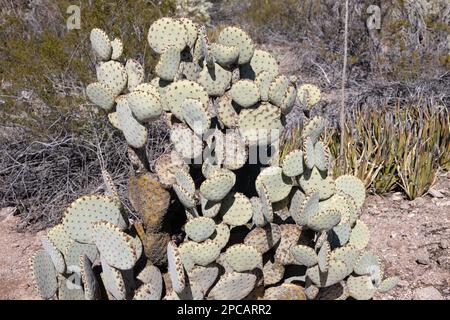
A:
[[31, 17, 398, 300]]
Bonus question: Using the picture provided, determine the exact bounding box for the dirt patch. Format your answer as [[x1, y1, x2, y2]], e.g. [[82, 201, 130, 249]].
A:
[[0, 174, 448, 300], [0, 208, 43, 300]]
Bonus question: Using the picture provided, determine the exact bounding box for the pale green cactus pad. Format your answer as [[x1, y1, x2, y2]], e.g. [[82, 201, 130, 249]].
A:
[[250, 197, 267, 227], [256, 166, 292, 203], [163, 80, 208, 121], [41, 235, 66, 274], [179, 18, 197, 48], [354, 251, 381, 277], [173, 184, 196, 209], [125, 59, 144, 91], [268, 75, 289, 107], [64, 241, 98, 270], [307, 209, 341, 231], [378, 276, 400, 293], [299, 167, 335, 200], [62, 194, 123, 243], [80, 254, 100, 300], [263, 260, 285, 286], [198, 63, 232, 96], [188, 265, 219, 295], [291, 245, 318, 267], [259, 184, 274, 222], [255, 70, 276, 102], [244, 224, 281, 254], [331, 224, 352, 246], [126, 90, 162, 122], [170, 124, 204, 159], [241, 49, 279, 79], [302, 116, 327, 144], [132, 82, 160, 97], [47, 224, 73, 253], [31, 249, 58, 299], [155, 46, 181, 81], [179, 241, 196, 272], [147, 17, 187, 54], [280, 85, 297, 115], [330, 245, 360, 276], [101, 259, 126, 300], [210, 223, 230, 250], [303, 136, 315, 170], [314, 141, 329, 172], [238, 102, 282, 146], [133, 282, 161, 300], [218, 26, 255, 65], [306, 259, 348, 287], [293, 190, 319, 226], [208, 272, 257, 300], [185, 217, 216, 242], [348, 220, 370, 250], [335, 175, 366, 209], [97, 60, 127, 96], [288, 188, 305, 224], [167, 241, 186, 294], [347, 275, 376, 300], [86, 82, 115, 111], [175, 169, 196, 195], [220, 192, 253, 226], [230, 80, 260, 108], [274, 224, 302, 266], [200, 195, 221, 218], [90, 28, 112, 60], [211, 43, 239, 66], [297, 84, 321, 108], [116, 97, 148, 148], [190, 240, 221, 266], [93, 221, 138, 270], [200, 170, 236, 202], [110, 38, 123, 60], [224, 244, 261, 272], [317, 241, 330, 273], [181, 98, 210, 136], [221, 131, 248, 170], [282, 149, 304, 177], [217, 93, 238, 128], [137, 263, 163, 288]]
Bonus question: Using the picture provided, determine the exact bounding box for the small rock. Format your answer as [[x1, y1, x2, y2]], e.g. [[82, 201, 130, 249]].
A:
[[413, 287, 443, 300], [428, 189, 444, 198], [399, 203, 410, 210], [391, 192, 403, 201], [416, 250, 430, 265], [439, 239, 449, 249], [398, 280, 409, 287], [437, 256, 450, 269]]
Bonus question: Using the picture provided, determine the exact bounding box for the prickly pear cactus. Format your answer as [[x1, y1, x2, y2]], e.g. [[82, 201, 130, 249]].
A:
[[31, 17, 398, 300]]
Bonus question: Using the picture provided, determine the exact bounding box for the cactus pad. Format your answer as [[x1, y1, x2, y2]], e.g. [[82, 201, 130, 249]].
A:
[[110, 38, 123, 60], [62, 195, 123, 243], [190, 240, 221, 266], [307, 209, 341, 231], [185, 217, 216, 242], [348, 220, 370, 250], [80, 254, 100, 300], [167, 241, 186, 294], [282, 149, 304, 177], [299, 167, 335, 200], [200, 170, 236, 202], [170, 125, 204, 159], [224, 244, 261, 272], [90, 28, 111, 60], [41, 235, 65, 274], [378, 276, 400, 293], [188, 265, 219, 295], [217, 93, 239, 128], [297, 84, 321, 108], [302, 116, 327, 144], [263, 260, 285, 286], [155, 46, 181, 81], [211, 43, 239, 66], [116, 97, 148, 148], [250, 197, 267, 227], [306, 259, 348, 287], [256, 166, 292, 203], [291, 245, 318, 267], [335, 175, 366, 209], [220, 192, 253, 226], [218, 26, 254, 65], [125, 59, 145, 91], [47, 224, 72, 253], [347, 275, 376, 300], [31, 249, 58, 299], [274, 224, 302, 265], [255, 71, 276, 102], [97, 61, 127, 96], [147, 18, 187, 54], [242, 49, 279, 78], [86, 82, 115, 111], [208, 272, 257, 300], [93, 221, 138, 270], [155, 151, 189, 187], [163, 80, 208, 121], [317, 241, 330, 273], [126, 90, 162, 122], [198, 63, 232, 96], [210, 223, 230, 250], [181, 98, 210, 136], [200, 196, 221, 218], [230, 80, 260, 108], [173, 184, 196, 209], [268, 75, 289, 107]]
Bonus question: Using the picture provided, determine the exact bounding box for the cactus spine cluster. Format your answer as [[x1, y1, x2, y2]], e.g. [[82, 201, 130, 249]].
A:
[[31, 17, 398, 300]]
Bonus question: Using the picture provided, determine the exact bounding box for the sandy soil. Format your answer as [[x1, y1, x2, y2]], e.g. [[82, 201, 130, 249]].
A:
[[0, 174, 448, 300]]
